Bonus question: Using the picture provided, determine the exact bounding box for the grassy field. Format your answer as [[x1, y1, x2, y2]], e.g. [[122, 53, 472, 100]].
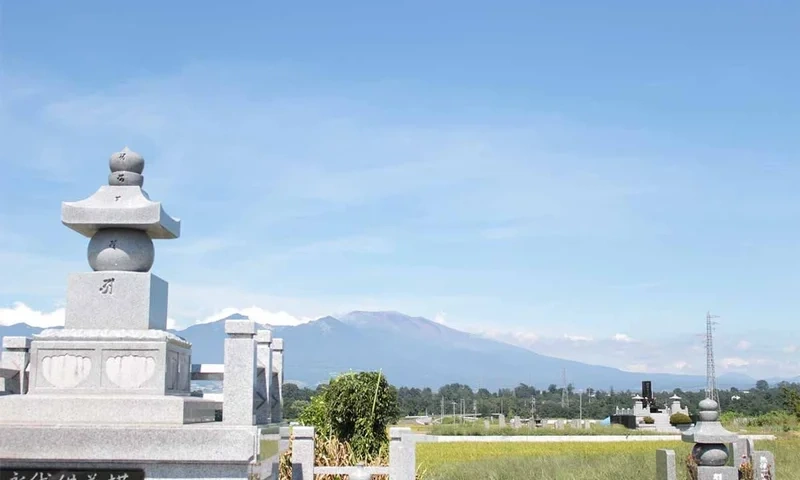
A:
[[417, 436, 800, 480], [427, 423, 669, 436]]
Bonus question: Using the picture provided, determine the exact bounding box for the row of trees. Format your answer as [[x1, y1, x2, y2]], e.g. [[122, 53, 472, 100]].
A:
[[284, 379, 800, 420]]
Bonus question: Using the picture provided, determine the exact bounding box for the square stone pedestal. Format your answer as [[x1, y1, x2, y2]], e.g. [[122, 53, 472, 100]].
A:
[[66, 272, 168, 330], [697, 466, 738, 480]]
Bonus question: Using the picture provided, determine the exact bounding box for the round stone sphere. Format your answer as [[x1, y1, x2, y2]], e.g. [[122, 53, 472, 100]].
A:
[[692, 443, 729, 467], [109, 149, 145, 174], [88, 229, 154, 272]]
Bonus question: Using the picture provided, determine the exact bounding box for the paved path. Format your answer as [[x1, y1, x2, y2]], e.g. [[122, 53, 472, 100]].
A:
[[428, 434, 776, 443]]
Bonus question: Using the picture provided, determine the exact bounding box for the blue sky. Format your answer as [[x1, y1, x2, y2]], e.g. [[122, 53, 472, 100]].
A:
[[1, 1, 799, 378]]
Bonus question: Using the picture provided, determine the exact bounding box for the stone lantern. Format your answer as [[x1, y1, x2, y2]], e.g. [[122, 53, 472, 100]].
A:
[[682, 398, 738, 479]]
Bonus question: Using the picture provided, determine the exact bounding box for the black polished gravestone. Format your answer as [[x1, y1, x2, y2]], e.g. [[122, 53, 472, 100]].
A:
[[0, 469, 145, 480]]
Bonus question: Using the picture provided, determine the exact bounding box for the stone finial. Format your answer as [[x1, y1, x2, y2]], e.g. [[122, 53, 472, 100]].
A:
[[109, 147, 145, 187]]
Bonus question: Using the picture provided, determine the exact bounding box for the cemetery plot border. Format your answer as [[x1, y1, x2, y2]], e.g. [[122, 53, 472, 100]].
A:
[[0, 469, 145, 480]]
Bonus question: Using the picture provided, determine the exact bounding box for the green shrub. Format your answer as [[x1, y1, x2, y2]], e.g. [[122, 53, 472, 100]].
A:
[[297, 370, 400, 460], [670, 412, 693, 425], [326, 371, 400, 458], [643, 416, 655, 424], [298, 393, 331, 437]]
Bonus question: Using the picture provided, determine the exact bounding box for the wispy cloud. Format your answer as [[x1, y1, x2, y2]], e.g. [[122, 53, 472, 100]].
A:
[[564, 334, 594, 342], [613, 333, 635, 343], [721, 357, 750, 369], [0, 302, 64, 328], [196, 307, 312, 328], [3, 60, 799, 356]]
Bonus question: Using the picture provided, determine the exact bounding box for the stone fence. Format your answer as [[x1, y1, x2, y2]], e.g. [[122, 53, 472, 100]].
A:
[[0, 336, 31, 395], [287, 426, 415, 480]]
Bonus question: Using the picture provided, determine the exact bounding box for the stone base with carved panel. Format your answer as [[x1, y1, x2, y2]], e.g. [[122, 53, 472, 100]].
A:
[[27, 329, 191, 396], [0, 328, 216, 424]]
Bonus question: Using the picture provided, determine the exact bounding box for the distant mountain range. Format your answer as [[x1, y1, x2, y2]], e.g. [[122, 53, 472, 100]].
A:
[[1, 311, 792, 391]]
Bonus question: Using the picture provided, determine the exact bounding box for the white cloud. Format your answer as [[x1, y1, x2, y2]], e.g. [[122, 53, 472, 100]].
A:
[[613, 333, 634, 343], [197, 306, 312, 327], [433, 312, 448, 325], [482, 329, 540, 344], [673, 361, 691, 370], [736, 340, 751, 351], [625, 363, 649, 373], [564, 334, 593, 342], [721, 357, 750, 369], [784, 345, 797, 353], [0, 302, 64, 328], [167, 317, 179, 330]]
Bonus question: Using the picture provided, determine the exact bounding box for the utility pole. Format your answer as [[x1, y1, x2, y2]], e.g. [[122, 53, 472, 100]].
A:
[[579, 390, 583, 421], [561, 368, 568, 408], [705, 312, 721, 409], [440, 396, 444, 425], [452, 401, 457, 424]]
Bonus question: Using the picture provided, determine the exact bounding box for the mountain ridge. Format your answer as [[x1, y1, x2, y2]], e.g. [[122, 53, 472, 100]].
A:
[[0, 311, 781, 390]]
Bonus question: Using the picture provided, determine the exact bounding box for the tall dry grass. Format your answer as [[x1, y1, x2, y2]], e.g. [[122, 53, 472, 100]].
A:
[[277, 433, 428, 480]]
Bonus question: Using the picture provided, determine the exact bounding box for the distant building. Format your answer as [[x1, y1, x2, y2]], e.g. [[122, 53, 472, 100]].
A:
[[612, 381, 690, 433]]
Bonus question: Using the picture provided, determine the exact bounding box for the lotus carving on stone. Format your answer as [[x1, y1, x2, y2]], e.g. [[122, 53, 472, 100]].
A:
[[105, 355, 156, 389], [41, 354, 92, 388]]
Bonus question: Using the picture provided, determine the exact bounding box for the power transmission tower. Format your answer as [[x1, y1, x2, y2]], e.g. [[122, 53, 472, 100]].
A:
[[561, 368, 569, 408], [705, 312, 721, 408]]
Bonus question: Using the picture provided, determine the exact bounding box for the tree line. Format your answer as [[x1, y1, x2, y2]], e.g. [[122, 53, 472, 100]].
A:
[[283, 378, 800, 420]]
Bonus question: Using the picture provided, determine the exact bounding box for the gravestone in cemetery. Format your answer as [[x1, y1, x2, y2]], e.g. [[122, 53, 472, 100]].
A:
[[0, 148, 268, 480], [655, 398, 776, 480], [512, 415, 521, 429]]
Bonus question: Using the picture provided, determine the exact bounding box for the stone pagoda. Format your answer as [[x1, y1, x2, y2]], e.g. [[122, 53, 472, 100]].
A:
[[0, 148, 267, 479]]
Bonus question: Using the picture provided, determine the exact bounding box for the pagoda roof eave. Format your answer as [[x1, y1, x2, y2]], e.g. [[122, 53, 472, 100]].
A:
[[61, 186, 180, 239]]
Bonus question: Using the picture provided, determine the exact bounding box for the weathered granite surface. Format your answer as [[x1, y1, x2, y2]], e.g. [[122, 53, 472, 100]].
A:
[[62, 187, 180, 239], [65, 272, 168, 330], [0, 394, 217, 424], [0, 424, 258, 462], [28, 329, 191, 397], [255, 330, 273, 424], [223, 320, 257, 425]]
